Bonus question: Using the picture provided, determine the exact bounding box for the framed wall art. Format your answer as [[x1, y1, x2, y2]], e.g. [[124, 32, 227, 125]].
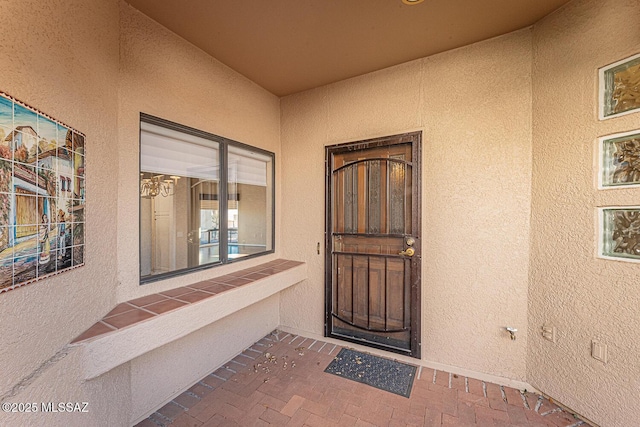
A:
[[598, 207, 640, 263], [598, 129, 640, 189], [599, 52, 640, 120], [0, 92, 85, 293]]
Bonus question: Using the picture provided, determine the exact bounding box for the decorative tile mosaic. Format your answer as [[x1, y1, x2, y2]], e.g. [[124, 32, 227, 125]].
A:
[[0, 92, 85, 293]]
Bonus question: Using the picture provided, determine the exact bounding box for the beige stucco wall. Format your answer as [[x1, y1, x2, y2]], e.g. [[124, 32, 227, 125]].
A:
[[130, 295, 279, 424], [117, 1, 282, 299], [2, 0, 638, 425], [0, 0, 123, 425], [280, 29, 533, 381], [0, 1, 284, 425], [529, 0, 640, 425], [113, 5, 284, 414]]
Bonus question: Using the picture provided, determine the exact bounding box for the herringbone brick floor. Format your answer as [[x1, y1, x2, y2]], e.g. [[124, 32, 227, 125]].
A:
[[136, 331, 591, 427]]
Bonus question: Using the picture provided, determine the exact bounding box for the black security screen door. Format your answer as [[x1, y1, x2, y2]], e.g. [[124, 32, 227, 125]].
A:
[[325, 132, 421, 358]]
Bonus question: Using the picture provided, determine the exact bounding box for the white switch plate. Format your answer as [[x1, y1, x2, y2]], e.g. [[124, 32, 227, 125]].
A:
[[591, 340, 608, 363], [542, 325, 556, 343]]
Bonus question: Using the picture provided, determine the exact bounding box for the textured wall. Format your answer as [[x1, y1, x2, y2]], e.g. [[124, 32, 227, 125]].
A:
[[421, 31, 533, 380], [529, 0, 640, 425], [117, 1, 283, 301], [280, 30, 533, 381], [116, 1, 284, 421], [3, 0, 637, 424], [0, 0, 121, 424], [130, 295, 279, 424], [0, 1, 284, 425]]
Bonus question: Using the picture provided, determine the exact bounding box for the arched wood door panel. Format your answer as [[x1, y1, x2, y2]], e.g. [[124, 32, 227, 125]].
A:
[[325, 132, 421, 358]]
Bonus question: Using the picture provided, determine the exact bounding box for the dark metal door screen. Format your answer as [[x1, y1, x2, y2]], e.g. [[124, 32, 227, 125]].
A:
[[325, 132, 421, 358]]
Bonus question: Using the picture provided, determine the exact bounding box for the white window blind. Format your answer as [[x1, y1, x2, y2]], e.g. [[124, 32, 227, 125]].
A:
[[228, 145, 270, 187], [140, 121, 219, 180]]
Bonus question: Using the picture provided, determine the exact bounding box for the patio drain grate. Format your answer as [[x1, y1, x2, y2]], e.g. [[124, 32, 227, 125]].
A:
[[324, 348, 416, 397]]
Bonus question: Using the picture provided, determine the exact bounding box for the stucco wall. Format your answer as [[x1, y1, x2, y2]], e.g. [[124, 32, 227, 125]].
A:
[[130, 295, 279, 424], [117, 1, 282, 300], [114, 6, 285, 415], [280, 29, 533, 381], [3, 0, 638, 425], [529, 0, 640, 425], [116, 2, 283, 421], [0, 1, 284, 425], [0, 1, 122, 425]]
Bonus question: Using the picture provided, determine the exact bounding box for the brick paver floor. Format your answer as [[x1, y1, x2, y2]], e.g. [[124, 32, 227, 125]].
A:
[[136, 331, 591, 427]]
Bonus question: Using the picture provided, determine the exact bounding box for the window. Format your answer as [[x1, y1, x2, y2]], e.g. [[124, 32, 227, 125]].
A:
[[139, 114, 274, 283]]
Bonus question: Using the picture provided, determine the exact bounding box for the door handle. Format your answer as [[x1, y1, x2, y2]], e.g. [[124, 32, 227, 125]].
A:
[[399, 247, 415, 257]]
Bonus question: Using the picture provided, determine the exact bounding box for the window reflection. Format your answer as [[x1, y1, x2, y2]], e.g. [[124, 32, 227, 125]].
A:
[[139, 117, 275, 283], [227, 146, 273, 259], [140, 176, 221, 276]]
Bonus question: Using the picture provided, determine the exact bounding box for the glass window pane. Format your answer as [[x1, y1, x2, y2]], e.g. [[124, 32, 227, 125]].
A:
[[140, 122, 220, 279], [192, 179, 219, 267], [227, 146, 273, 259], [600, 131, 640, 188], [601, 208, 640, 260], [602, 54, 640, 118], [139, 117, 275, 283]]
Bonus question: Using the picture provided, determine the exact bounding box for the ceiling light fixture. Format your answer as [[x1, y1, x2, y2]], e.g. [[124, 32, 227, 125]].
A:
[[402, 0, 425, 4], [140, 173, 180, 198]]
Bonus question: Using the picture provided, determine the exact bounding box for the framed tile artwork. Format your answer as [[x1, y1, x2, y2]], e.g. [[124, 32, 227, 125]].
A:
[[599, 52, 640, 120], [0, 92, 85, 293], [598, 129, 640, 189], [598, 207, 640, 263]]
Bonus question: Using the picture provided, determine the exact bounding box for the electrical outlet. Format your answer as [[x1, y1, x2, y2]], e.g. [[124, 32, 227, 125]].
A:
[[591, 340, 608, 363], [542, 325, 556, 343]]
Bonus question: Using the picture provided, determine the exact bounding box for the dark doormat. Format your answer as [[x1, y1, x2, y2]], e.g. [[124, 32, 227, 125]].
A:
[[324, 348, 417, 397]]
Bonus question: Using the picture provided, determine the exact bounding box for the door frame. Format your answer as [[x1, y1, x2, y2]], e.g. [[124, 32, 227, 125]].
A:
[[324, 131, 422, 358]]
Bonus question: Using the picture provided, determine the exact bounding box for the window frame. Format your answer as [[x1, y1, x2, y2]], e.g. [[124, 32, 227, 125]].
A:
[[139, 113, 276, 285]]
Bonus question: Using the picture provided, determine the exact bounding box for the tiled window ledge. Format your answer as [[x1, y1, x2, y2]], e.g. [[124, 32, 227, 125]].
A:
[[69, 259, 306, 380]]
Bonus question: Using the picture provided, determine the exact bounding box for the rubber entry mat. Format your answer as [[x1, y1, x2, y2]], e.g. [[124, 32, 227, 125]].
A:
[[324, 348, 417, 397]]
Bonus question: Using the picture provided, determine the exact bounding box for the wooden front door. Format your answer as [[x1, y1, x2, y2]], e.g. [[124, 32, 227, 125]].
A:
[[325, 132, 421, 358]]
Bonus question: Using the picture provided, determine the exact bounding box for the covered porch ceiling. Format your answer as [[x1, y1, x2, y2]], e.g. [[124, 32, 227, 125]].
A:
[[125, 0, 572, 96]]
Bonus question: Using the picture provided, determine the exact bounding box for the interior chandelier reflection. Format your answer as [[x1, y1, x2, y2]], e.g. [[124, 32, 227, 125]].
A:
[[140, 173, 180, 198]]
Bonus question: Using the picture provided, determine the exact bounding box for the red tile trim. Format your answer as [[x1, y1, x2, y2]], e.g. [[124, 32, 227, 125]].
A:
[[104, 302, 137, 318], [129, 293, 169, 307], [71, 321, 116, 343], [145, 298, 187, 315], [160, 287, 194, 298], [72, 259, 301, 343], [201, 283, 235, 295], [174, 290, 213, 304], [243, 272, 270, 281], [185, 281, 213, 290], [102, 308, 156, 329], [222, 277, 253, 287]]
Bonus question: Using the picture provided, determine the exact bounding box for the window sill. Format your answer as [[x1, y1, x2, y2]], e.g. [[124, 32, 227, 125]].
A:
[[69, 259, 306, 380]]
